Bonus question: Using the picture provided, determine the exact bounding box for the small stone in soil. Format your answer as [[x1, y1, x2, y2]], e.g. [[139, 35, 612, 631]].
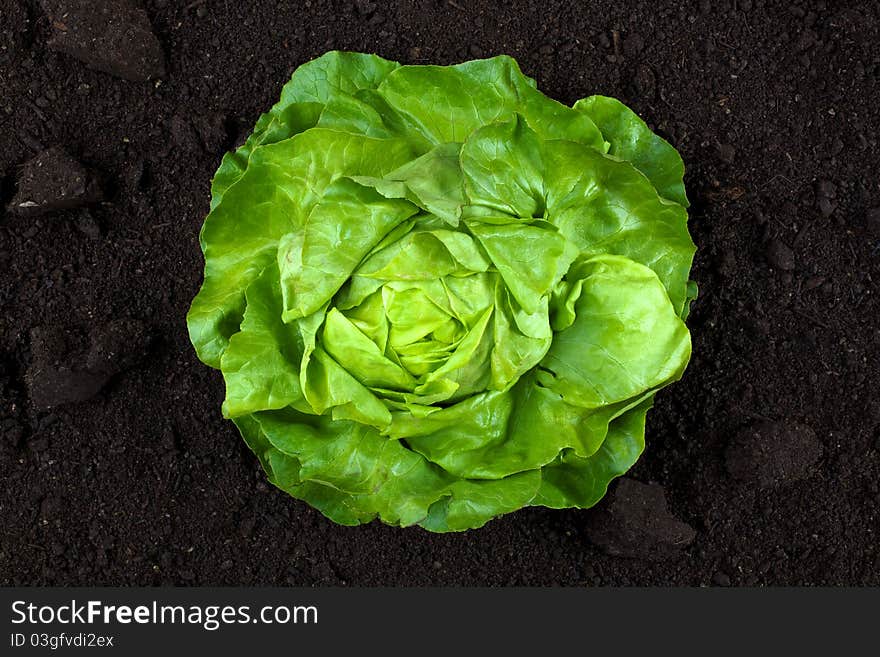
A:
[[817, 197, 837, 217], [815, 179, 837, 199], [9, 148, 102, 218], [41, 0, 166, 82], [712, 570, 731, 586], [192, 113, 230, 154], [170, 114, 201, 152], [239, 517, 256, 538], [75, 211, 102, 239], [584, 478, 696, 560], [634, 64, 656, 98], [764, 238, 795, 270], [803, 275, 825, 291], [718, 143, 736, 164], [725, 421, 823, 488]]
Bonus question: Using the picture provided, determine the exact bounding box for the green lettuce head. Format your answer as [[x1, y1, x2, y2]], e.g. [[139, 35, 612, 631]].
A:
[[187, 51, 697, 532]]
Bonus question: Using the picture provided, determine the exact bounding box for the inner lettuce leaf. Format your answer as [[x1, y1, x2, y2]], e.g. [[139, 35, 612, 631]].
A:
[[188, 51, 697, 532]]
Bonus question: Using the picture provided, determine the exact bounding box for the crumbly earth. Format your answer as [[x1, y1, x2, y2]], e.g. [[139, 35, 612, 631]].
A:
[[0, 0, 878, 586]]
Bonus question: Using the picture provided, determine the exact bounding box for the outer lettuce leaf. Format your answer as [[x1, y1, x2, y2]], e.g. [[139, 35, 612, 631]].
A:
[[210, 102, 321, 211], [534, 397, 653, 509], [188, 51, 697, 532], [537, 255, 691, 410], [210, 52, 401, 209], [574, 95, 689, 208], [543, 140, 695, 315], [220, 262, 306, 418], [377, 56, 604, 149], [252, 409, 541, 531]]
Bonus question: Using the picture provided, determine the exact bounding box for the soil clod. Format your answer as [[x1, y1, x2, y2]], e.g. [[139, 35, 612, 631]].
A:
[[8, 148, 102, 218], [584, 478, 696, 560], [27, 320, 150, 409], [41, 0, 166, 82], [764, 238, 795, 270]]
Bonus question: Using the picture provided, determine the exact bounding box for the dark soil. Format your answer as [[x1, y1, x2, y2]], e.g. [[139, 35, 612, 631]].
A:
[[1, 0, 878, 586]]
